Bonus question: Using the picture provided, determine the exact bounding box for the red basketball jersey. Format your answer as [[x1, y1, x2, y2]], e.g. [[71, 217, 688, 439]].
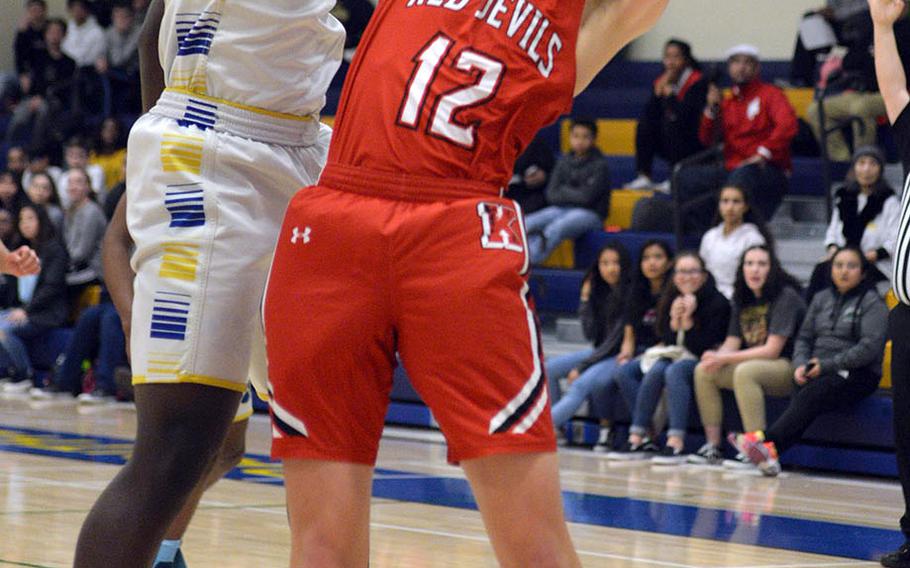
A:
[[324, 0, 584, 196]]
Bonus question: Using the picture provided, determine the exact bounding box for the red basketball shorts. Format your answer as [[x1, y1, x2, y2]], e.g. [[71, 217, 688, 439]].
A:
[[264, 183, 555, 464]]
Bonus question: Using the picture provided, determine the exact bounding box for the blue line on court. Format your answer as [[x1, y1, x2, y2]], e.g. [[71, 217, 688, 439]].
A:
[[0, 424, 901, 560]]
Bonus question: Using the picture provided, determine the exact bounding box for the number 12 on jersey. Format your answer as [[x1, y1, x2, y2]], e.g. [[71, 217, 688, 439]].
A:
[[396, 33, 504, 149]]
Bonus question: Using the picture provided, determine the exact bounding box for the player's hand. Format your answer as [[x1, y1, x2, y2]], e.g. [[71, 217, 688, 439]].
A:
[[2, 246, 40, 277], [567, 368, 581, 384], [870, 0, 907, 27]]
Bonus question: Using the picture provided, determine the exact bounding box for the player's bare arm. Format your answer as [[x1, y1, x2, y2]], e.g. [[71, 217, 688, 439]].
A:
[[575, 0, 670, 95], [871, 0, 910, 122], [138, 0, 166, 113], [101, 195, 135, 354]]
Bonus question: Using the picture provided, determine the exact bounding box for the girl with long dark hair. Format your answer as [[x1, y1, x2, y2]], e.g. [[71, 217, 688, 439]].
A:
[[546, 244, 632, 444], [691, 245, 806, 466]]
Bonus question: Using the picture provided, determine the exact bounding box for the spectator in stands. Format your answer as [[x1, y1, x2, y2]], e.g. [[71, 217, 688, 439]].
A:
[[611, 252, 730, 463], [0, 204, 69, 394], [26, 172, 64, 232], [627, 39, 708, 192], [587, 239, 673, 451], [6, 147, 28, 184], [0, 211, 17, 250], [807, 145, 899, 300], [690, 245, 806, 466], [59, 137, 105, 206], [96, 3, 141, 115], [524, 119, 611, 264], [22, 145, 62, 191], [63, 168, 106, 290], [6, 19, 76, 152], [13, 0, 49, 76], [699, 185, 772, 299], [31, 297, 127, 403], [506, 132, 555, 215], [733, 246, 888, 476], [789, 0, 869, 87], [90, 118, 127, 193], [806, 12, 888, 162], [677, 44, 799, 236], [546, 243, 631, 446], [62, 0, 106, 68], [0, 171, 33, 222]]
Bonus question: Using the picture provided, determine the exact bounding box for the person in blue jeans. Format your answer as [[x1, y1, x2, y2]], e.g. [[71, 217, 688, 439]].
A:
[[524, 119, 611, 264], [547, 244, 631, 446], [31, 299, 128, 402], [611, 251, 730, 463], [0, 204, 69, 393]]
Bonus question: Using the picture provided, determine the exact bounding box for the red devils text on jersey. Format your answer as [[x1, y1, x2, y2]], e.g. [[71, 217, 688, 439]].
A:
[[323, 0, 584, 195]]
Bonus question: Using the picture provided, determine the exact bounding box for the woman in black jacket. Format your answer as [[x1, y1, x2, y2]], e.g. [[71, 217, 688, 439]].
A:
[[0, 203, 69, 391], [546, 243, 631, 439], [612, 251, 731, 462]]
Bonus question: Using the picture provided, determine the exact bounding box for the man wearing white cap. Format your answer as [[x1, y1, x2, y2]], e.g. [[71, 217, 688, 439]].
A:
[[675, 43, 799, 235]]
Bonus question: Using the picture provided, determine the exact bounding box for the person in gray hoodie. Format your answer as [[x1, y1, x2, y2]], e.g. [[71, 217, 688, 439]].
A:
[[732, 245, 888, 476], [524, 119, 611, 264]]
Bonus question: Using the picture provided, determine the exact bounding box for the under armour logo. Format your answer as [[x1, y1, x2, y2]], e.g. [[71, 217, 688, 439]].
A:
[[291, 226, 311, 244]]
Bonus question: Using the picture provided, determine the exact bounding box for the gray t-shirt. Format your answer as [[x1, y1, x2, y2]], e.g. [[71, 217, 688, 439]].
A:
[[727, 286, 806, 359]]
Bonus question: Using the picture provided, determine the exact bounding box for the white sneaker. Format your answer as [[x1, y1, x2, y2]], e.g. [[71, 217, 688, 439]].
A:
[[2, 380, 32, 394], [626, 174, 654, 190], [30, 387, 71, 400], [77, 390, 116, 405], [654, 180, 671, 194]]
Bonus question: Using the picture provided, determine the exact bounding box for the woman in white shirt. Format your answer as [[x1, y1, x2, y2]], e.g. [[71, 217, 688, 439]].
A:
[[809, 145, 900, 299], [699, 184, 770, 299]]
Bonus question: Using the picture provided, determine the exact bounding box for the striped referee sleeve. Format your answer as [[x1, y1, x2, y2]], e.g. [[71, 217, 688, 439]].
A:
[[894, 173, 910, 305]]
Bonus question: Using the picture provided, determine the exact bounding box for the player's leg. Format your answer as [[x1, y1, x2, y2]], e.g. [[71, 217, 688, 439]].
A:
[[284, 460, 374, 567], [264, 186, 398, 567], [462, 453, 580, 568], [75, 383, 241, 568], [153, 412, 249, 567], [395, 197, 579, 566]]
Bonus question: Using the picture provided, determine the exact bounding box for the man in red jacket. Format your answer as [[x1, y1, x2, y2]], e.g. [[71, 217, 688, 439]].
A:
[[675, 44, 799, 235]]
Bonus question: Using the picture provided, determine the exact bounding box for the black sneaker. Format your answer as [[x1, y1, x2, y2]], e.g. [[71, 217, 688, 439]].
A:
[[881, 543, 910, 568], [606, 438, 658, 461], [652, 445, 686, 465], [687, 443, 723, 465], [592, 427, 613, 453]]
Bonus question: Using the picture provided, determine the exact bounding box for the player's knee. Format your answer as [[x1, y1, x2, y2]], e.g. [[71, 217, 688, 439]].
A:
[[213, 432, 246, 478]]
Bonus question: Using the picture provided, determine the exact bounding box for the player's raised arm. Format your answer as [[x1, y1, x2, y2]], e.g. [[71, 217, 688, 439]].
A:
[[871, 0, 910, 123], [138, 0, 165, 113], [575, 0, 670, 96]]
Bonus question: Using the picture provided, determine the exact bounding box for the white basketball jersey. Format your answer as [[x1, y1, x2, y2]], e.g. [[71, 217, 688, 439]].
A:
[[159, 0, 345, 118]]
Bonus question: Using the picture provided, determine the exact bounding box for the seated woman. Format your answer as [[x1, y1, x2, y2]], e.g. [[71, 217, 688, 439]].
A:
[[733, 246, 888, 476], [699, 184, 770, 299], [0, 205, 70, 393], [626, 38, 707, 191], [63, 168, 107, 294], [808, 146, 900, 301], [546, 244, 631, 443], [584, 240, 673, 451], [691, 245, 806, 465], [611, 251, 730, 463], [26, 172, 64, 233]]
